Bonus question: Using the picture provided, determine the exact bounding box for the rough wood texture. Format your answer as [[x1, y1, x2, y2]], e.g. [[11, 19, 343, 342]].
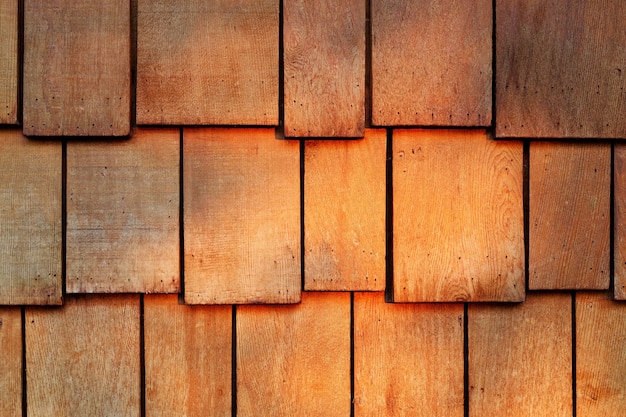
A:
[[0, 308, 21, 417], [26, 295, 140, 417], [576, 292, 626, 416], [137, 0, 278, 125], [144, 295, 231, 416], [284, 0, 364, 137], [184, 128, 300, 304], [469, 293, 572, 417], [23, 0, 130, 136], [354, 292, 464, 416], [304, 130, 385, 291], [66, 128, 179, 293], [237, 292, 350, 416], [393, 129, 524, 302], [614, 145, 626, 299], [372, 0, 491, 126], [0, 0, 18, 123], [496, 1, 626, 138], [529, 142, 610, 289], [0, 130, 62, 305]]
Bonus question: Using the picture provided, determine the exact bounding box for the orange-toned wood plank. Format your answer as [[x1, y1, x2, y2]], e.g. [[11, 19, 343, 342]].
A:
[[469, 293, 572, 417], [393, 129, 524, 302], [26, 295, 140, 417], [23, 0, 130, 136], [304, 130, 385, 291], [529, 142, 610, 289], [284, 0, 364, 137], [614, 145, 626, 299], [66, 128, 179, 293], [184, 128, 300, 304], [137, 0, 278, 125], [144, 294, 231, 416], [0, 0, 18, 123], [354, 292, 463, 416], [496, 1, 626, 138], [237, 292, 350, 416], [0, 308, 21, 417], [0, 130, 62, 305], [371, 0, 491, 126], [576, 292, 626, 415]]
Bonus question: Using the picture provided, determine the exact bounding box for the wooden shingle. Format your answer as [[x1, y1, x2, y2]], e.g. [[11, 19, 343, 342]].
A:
[[613, 144, 626, 299], [0, 307, 21, 417], [0, 0, 18, 124]]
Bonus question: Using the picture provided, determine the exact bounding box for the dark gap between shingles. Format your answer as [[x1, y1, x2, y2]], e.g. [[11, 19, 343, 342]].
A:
[[178, 127, 185, 303], [300, 139, 305, 292], [140, 295, 146, 417], [350, 292, 355, 417], [365, 0, 372, 128], [523, 140, 530, 293], [21, 306, 27, 417], [571, 291, 577, 417], [463, 303, 469, 417], [609, 142, 615, 293], [62, 139, 67, 299], [385, 128, 394, 302], [231, 305, 237, 417], [490, 0, 497, 134], [277, 0, 285, 136], [130, 0, 138, 130]]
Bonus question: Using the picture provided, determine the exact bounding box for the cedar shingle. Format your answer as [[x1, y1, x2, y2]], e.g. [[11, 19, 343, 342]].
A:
[[0, 0, 18, 124], [0, 307, 21, 417]]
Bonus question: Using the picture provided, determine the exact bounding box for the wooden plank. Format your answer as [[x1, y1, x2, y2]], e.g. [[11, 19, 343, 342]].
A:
[[371, 0, 491, 126], [576, 292, 626, 415], [0, 308, 21, 417], [184, 128, 300, 304], [614, 145, 626, 299], [496, 1, 626, 138], [66, 128, 179, 293], [26, 295, 140, 417], [529, 142, 610, 289], [284, 0, 365, 137], [0, 130, 62, 305], [469, 293, 572, 417], [137, 0, 278, 125], [23, 0, 130, 136], [304, 129, 385, 291], [354, 292, 463, 416], [393, 129, 524, 302], [0, 0, 18, 123], [144, 294, 231, 416], [237, 292, 350, 416]]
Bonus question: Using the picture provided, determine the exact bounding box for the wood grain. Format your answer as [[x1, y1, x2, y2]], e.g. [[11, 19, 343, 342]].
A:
[[0, 0, 18, 123], [237, 292, 350, 417], [23, 0, 130, 136], [393, 129, 524, 302], [304, 129, 385, 291], [184, 128, 300, 304], [137, 0, 278, 125], [26, 295, 140, 417], [496, 0, 626, 138], [284, 0, 364, 137], [529, 142, 610, 289], [613, 145, 626, 299], [469, 293, 572, 417], [0, 308, 21, 417], [0, 130, 62, 305], [372, 0, 491, 126], [66, 128, 179, 293], [144, 294, 231, 416], [354, 292, 464, 417]]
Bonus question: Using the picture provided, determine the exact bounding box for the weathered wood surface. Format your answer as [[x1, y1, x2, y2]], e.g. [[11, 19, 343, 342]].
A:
[[26, 295, 140, 417], [184, 128, 301, 304], [354, 292, 464, 416], [613, 145, 626, 299], [23, 0, 130, 136], [496, 0, 626, 138], [0, 0, 18, 123], [371, 0, 491, 126], [0, 130, 62, 305], [66, 128, 179, 293], [237, 292, 350, 416], [137, 0, 278, 125], [529, 142, 610, 289], [304, 129, 385, 291], [393, 129, 524, 302], [144, 294, 231, 416], [0, 307, 21, 417], [284, 0, 364, 137], [469, 293, 572, 417]]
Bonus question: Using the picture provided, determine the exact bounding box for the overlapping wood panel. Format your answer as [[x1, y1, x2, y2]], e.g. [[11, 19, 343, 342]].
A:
[[0, 0, 18, 124], [529, 142, 610, 289], [0, 308, 21, 417], [137, 0, 278, 125], [66, 128, 179, 293], [23, 0, 130, 136], [613, 145, 626, 299], [393, 129, 524, 302], [304, 130, 385, 291]]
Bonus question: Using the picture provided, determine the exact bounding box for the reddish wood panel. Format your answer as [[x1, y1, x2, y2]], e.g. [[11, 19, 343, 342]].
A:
[[529, 142, 610, 289], [614, 145, 626, 299], [496, 1, 626, 138], [0, 308, 21, 417], [0, 0, 18, 123], [137, 0, 278, 125], [184, 128, 301, 304], [0, 130, 62, 305], [23, 0, 130, 136], [354, 292, 464, 417], [66, 128, 179, 293], [393, 129, 524, 302], [304, 129, 385, 291], [284, 0, 364, 137]]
